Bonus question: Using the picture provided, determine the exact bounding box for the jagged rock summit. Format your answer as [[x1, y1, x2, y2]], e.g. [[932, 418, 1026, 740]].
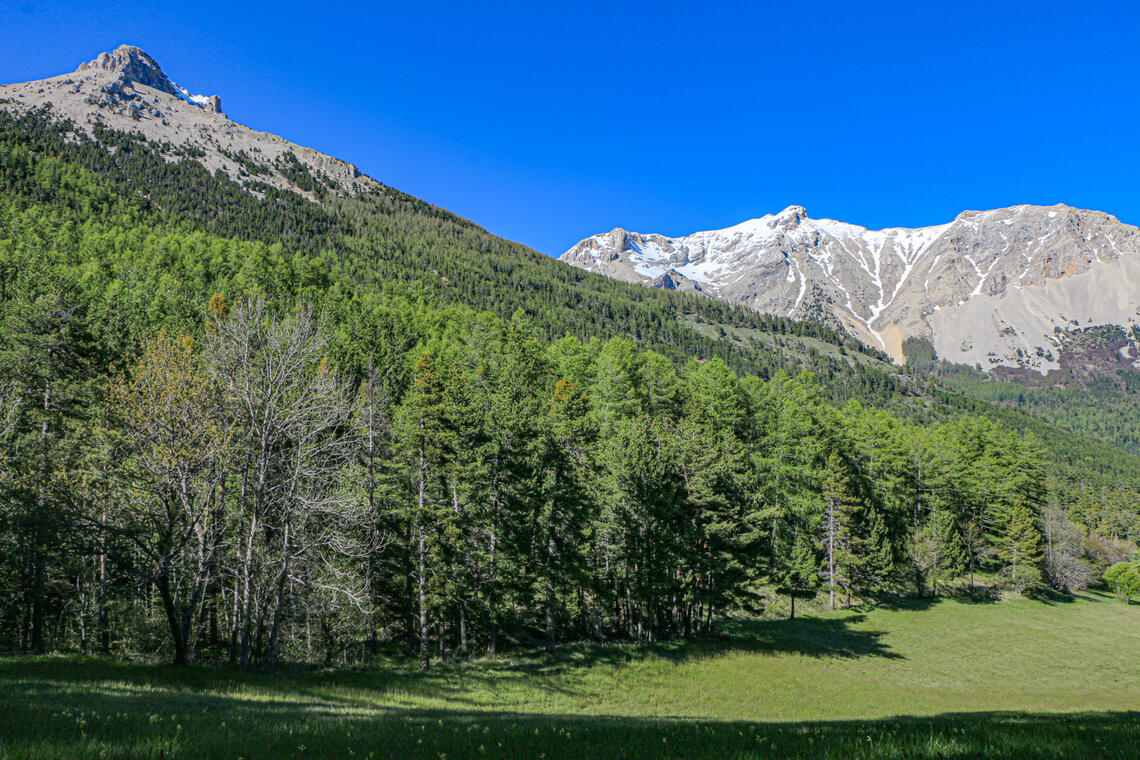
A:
[[562, 204, 1140, 372], [77, 44, 223, 113], [0, 45, 370, 196]]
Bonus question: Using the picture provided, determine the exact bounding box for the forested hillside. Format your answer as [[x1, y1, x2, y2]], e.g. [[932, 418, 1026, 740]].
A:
[[0, 110, 894, 390], [906, 327, 1140, 458], [0, 108, 1137, 665]]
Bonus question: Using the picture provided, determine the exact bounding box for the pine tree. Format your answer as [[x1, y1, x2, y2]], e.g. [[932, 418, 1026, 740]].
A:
[[397, 349, 455, 670], [1000, 498, 1045, 593], [755, 373, 830, 611], [349, 366, 399, 654], [605, 414, 686, 641], [774, 524, 820, 619], [0, 282, 99, 652], [823, 452, 860, 610], [536, 376, 594, 650], [923, 506, 967, 595]]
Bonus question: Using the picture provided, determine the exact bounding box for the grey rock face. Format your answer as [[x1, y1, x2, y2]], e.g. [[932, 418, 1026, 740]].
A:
[[78, 45, 181, 96], [561, 205, 1140, 372], [0, 45, 371, 197]]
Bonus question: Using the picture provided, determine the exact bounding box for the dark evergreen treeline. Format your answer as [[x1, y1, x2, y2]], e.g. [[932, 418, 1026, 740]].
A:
[[0, 110, 1138, 665]]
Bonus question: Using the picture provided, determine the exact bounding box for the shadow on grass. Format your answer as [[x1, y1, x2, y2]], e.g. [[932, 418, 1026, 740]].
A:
[[0, 612, 901, 711], [687, 614, 903, 660], [0, 663, 1133, 760], [398, 612, 906, 689], [1029, 587, 1081, 604], [872, 586, 1004, 613], [0, 610, 898, 706]]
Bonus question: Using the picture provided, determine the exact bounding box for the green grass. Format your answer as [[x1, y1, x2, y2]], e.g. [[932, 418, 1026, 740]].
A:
[[2, 592, 1138, 759]]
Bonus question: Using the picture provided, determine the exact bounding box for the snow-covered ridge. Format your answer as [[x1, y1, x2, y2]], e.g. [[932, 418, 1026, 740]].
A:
[[588, 206, 954, 293], [561, 204, 1140, 373]]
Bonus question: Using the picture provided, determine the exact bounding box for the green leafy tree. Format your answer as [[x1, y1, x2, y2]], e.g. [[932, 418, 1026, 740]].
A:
[[1103, 561, 1140, 602]]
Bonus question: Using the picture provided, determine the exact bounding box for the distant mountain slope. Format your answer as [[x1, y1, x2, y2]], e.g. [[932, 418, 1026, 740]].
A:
[[562, 205, 1140, 371], [911, 324, 1140, 457]]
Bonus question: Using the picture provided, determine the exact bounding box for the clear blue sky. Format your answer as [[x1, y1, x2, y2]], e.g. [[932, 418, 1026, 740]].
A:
[[3, 1, 1138, 255]]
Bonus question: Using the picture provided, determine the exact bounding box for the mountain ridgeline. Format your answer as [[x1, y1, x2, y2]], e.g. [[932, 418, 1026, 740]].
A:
[[0, 47, 1136, 665], [562, 205, 1140, 373]]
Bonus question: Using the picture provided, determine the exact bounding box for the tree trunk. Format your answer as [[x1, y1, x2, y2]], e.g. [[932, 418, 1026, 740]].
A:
[[403, 521, 415, 653], [30, 358, 52, 653], [417, 447, 430, 672], [827, 500, 837, 612], [417, 526, 428, 670], [30, 549, 46, 652], [458, 603, 468, 658], [263, 517, 292, 664], [156, 573, 190, 666], [545, 537, 556, 653], [238, 512, 258, 667], [98, 508, 110, 653], [228, 582, 240, 664], [487, 524, 497, 659]]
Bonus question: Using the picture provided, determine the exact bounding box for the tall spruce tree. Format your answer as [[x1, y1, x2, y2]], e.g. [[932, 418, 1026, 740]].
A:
[[999, 498, 1045, 592], [398, 349, 455, 670], [536, 377, 594, 650], [0, 280, 99, 652], [822, 452, 860, 610]]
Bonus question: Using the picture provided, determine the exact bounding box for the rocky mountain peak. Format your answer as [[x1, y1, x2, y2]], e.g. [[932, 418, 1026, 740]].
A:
[[79, 45, 169, 87], [604, 227, 633, 251], [76, 44, 222, 113], [0, 47, 377, 195], [774, 205, 807, 225]]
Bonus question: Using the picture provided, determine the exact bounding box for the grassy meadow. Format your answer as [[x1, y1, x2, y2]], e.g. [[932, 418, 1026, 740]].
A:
[[1, 591, 1137, 759]]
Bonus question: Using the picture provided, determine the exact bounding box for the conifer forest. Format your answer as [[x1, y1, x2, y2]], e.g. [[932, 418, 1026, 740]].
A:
[[1, 110, 1137, 670]]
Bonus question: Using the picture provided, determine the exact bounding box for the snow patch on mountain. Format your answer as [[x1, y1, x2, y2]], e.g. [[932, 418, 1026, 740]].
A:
[[561, 205, 1140, 373]]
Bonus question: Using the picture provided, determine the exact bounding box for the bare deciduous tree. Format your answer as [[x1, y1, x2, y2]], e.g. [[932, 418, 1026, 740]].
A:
[[208, 300, 354, 666], [1043, 504, 1092, 593]]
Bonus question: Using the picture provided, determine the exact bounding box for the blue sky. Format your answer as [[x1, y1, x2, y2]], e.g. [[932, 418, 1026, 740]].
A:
[[2, 1, 1138, 255]]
